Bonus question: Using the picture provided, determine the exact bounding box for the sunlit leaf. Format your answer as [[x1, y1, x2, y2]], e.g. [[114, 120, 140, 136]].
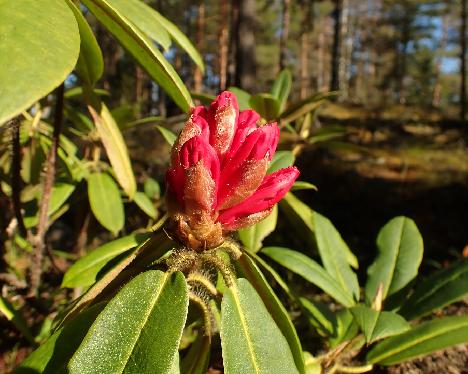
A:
[[228, 87, 251, 111], [238, 205, 277, 253], [271, 69, 292, 111], [365, 217, 423, 304], [267, 151, 295, 174], [89, 103, 136, 198], [367, 315, 468, 365], [0, 0, 80, 124], [155, 125, 177, 146], [87, 172, 124, 235], [82, 0, 192, 112], [221, 278, 298, 373], [134, 191, 157, 219]]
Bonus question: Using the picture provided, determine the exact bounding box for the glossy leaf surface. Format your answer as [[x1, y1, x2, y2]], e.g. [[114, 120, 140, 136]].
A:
[[69, 271, 188, 373], [262, 247, 354, 307], [367, 315, 468, 365], [0, 0, 80, 124], [365, 217, 423, 303], [221, 278, 298, 374], [87, 172, 124, 235]]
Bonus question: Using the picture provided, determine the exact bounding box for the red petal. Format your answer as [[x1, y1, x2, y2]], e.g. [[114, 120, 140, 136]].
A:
[[226, 109, 260, 161], [179, 136, 220, 186], [207, 91, 239, 157], [217, 166, 299, 226]]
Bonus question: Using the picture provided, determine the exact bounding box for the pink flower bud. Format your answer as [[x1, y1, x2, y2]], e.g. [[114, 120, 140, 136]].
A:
[[166, 91, 300, 250]]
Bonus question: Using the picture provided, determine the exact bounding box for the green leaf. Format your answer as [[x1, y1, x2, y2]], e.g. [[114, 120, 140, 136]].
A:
[[221, 278, 298, 374], [279, 92, 334, 125], [238, 205, 277, 253], [24, 183, 75, 228], [350, 305, 410, 343], [279, 193, 358, 269], [262, 247, 355, 307], [267, 151, 295, 174], [149, 8, 204, 72], [0, 295, 35, 345], [144, 178, 161, 200], [106, 0, 171, 50], [313, 212, 360, 301], [62, 233, 152, 288], [69, 270, 188, 373], [89, 103, 136, 199], [399, 259, 468, 320], [134, 191, 157, 219], [328, 309, 359, 348], [180, 335, 210, 374], [82, 0, 192, 112], [271, 69, 292, 110], [66, 0, 104, 85], [291, 181, 318, 191], [191, 92, 216, 105], [15, 303, 105, 374], [0, 0, 80, 124], [156, 125, 177, 146], [249, 93, 281, 121], [228, 87, 251, 111], [365, 217, 423, 304], [366, 315, 468, 365], [236, 254, 305, 374], [299, 297, 336, 337], [87, 172, 124, 235]]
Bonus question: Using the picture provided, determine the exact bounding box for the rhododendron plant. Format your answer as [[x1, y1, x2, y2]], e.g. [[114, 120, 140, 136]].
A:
[[166, 91, 299, 250]]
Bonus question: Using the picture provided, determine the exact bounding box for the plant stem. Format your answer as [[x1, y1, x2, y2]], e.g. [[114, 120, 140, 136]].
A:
[[10, 117, 27, 237], [29, 84, 64, 295]]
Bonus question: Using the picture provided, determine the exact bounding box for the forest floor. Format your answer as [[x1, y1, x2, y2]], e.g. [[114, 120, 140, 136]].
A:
[[295, 102, 468, 269]]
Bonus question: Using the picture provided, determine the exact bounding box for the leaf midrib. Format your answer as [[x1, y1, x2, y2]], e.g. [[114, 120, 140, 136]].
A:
[[230, 284, 261, 374]]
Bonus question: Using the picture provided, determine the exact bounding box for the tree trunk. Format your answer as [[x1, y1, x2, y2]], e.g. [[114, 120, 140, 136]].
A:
[[433, 15, 449, 108], [330, 0, 342, 92], [218, 0, 229, 91], [300, 1, 313, 98], [461, 0, 466, 119], [234, 0, 257, 92], [227, 0, 239, 87], [194, 1, 205, 92], [279, 0, 291, 71]]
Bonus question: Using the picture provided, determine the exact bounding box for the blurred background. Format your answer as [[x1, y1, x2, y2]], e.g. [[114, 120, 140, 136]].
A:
[[90, 0, 467, 264]]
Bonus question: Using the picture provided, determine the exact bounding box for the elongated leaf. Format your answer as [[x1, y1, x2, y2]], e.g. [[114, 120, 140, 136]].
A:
[[399, 259, 468, 320], [82, 0, 192, 112], [291, 181, 318, 191], [267, 151, 295, 174], [180, 334, 210, 374], [69, 271, 188, 373], [350, 305, 409, 343], [328, 309, 359, 348], [134, 191, 157, 219], [299, 297, 336, 337], [271, 69, 292, 110], [107, 0, 171, 50], [89, 104, 136, 198], [0, 0, 80, 125], [149, 8, 204, 71], [313, 212, 359, 301], [0, 296, 34, 345], [87, 172, 124, 235], [279, 92, 335, 125], [228, 87, 251, 111], [365, 217, 423, 304], [62, 233, 152, 288], [156, 125, 177, 146], [15, 303, 105, 374], [144, 178, 161, 199], [237, 254, 305, 374], [262, 247, 355, 307], [249, 94, 281, 121], [279, 193, 358, 269], [221, 278, 298, 374], [238, 205, 277, 253], [367, 315, 468, 365], [66, 0, 104, 85]]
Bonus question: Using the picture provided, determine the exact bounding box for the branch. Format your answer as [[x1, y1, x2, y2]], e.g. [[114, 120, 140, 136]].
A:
[[29, 84, 64, 296], [10, 117, 27, 237]]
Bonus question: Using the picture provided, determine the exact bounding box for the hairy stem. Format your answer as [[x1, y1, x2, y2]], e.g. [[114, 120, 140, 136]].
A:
[[29, 84, 64, 295]]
